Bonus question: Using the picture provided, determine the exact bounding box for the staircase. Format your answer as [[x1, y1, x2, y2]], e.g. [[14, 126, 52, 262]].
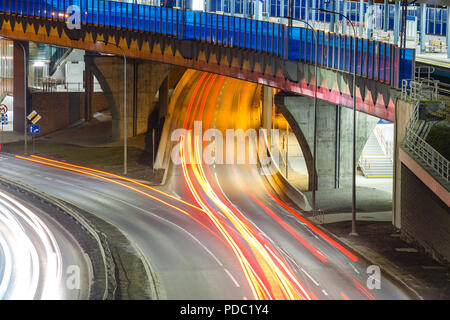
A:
[[359, 131, 393, 178]]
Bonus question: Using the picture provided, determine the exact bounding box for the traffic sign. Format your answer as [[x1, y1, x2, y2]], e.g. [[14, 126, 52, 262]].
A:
[[0, 104, 7, 115], [1, 114, 8, 125], [27, 110, 42, 124], [29, 124, 40, 134]]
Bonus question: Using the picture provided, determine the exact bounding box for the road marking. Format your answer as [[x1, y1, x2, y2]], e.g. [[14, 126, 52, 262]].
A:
[[349, 263, 360, 274], [321, 289, 329, 296], [224, 268, 240, 287], [300, 267, 319, 286], [395, 248, 418, 253]]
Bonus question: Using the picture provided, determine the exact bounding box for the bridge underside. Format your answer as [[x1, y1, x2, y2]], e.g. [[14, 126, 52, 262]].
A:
[[0, 14, 396, 121]]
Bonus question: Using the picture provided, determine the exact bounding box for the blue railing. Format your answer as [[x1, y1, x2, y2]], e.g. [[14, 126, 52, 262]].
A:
[[0, 0, 414, 88]]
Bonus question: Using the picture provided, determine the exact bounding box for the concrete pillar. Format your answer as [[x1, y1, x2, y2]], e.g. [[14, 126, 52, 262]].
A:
[[13, 41, 28, 133], [420, 3, 426, 53], [336, 0, 341, 33], [92, 57, 172, 141], [394, 1, 400, 45], [280, 0, 284, 17], [383, 0, 389, 32], [275, 93, 378, 190], [231, 0, 235, 15], [367, 0, 374, 39], [359, 0, 364, 36], [343, 0, 348, 35], [262, 86, 273, 130], [84, 60, 94, 122], [330, 0, 336, 33], [448, 6, 450, 59], [158, 76, 169, 120], [304, 0, 308, 22]]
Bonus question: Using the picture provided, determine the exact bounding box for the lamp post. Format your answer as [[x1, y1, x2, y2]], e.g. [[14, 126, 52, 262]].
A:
[[312, 8, 358, 236], [97, 40, 128, 175], [285, 4, 319, 212], [0, 37, 27, 154]]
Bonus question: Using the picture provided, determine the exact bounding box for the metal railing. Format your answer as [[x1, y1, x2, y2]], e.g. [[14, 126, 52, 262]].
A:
[[375, 126, 393, 157], [402, 66, 450, 101], [401, 78, 439, 101], [403, 127, 449, 183], [0, 0, 415, 88], [30, 79, 84, 92]]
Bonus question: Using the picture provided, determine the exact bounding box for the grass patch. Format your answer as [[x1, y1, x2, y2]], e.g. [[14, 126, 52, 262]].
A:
[[425, 124, 450, 161]]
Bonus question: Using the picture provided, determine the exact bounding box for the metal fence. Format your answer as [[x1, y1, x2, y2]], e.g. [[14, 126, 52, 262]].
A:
[[30, 79, 84, 92], [404, 126, 449, 183], [0, 0, 415, 88]]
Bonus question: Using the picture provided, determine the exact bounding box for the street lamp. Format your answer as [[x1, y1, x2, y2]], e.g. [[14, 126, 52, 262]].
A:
[[285, 1, 320, 212], [312, 8, 358, 236], [96, 40, 128, 175], [0, 37, 27, 155]]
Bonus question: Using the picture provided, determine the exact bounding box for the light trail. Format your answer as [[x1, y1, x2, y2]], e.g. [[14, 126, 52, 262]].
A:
[[177, 73, 312, 300], [0, 190, 63, 299], [15, 155, 225, 245]]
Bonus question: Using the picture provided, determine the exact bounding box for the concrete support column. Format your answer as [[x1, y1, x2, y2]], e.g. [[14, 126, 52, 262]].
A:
[[359, 0, 364, 36], [336, 0, 341, 33], [394, 1, 400, 46], [13, 41, 28, 133], [304, 0, 308, 22], [330, 0, 336, 33], [343, 0, 348, 35], [367, 0, 374, 39], [280, 0, 284, 17], [92, 57, 172, 141], [262, 86, 273, 130], [420, 3, 426, 53], [231, 0, 235, 15], [158, 76, 169, 120], [275, 94, 378, 190], [383, 0, 389, 32], [84, 60, 94, 122]]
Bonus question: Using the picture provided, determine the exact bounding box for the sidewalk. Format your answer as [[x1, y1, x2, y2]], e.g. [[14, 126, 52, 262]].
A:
[[300, 171, 450, 299], [324, 220, 450, 299], [1, 114, 164, 184]]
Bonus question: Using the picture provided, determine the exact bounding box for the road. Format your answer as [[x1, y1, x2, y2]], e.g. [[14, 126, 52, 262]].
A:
[[0, 69, 412, 300], [0, 183, 90, 299]]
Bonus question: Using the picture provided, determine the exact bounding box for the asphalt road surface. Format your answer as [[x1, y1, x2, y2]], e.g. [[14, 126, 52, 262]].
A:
[[0, 69, 412, 300]]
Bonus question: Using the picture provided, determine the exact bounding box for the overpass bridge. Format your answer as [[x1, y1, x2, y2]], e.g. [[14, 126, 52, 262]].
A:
[[0, 0, 415, 123]]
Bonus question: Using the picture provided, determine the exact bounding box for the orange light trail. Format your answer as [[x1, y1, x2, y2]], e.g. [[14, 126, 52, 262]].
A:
[[178, 73, 312, 300], [14, 155, 225, 245]]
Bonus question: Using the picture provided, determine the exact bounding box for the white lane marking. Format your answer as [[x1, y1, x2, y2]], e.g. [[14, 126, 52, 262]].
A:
[[300, 267, 319, 286], [322, 289, 329, 296], [349, 263, 360, 274], [224, 268, 240, 287], [214, 172, 235, 207]]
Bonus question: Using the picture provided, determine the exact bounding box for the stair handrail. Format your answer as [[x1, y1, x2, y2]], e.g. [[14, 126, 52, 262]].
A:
[[403, 127, 449, 183]]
